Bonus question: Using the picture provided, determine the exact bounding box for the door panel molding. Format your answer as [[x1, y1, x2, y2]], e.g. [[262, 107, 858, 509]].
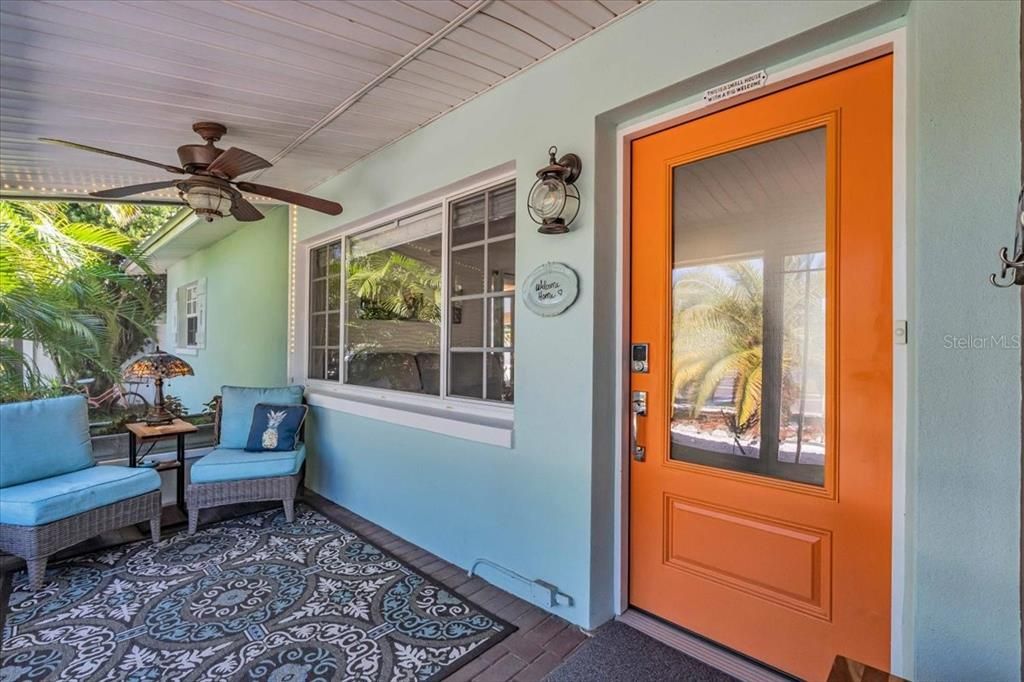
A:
[[664, 494, 833, 619]]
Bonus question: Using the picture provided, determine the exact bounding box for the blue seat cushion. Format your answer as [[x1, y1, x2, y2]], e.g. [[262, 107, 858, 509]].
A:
[[0, 465, 160, 526], [190, 445, 306, 484], [220, 386, 304, 449], [0, 395, 95, 488]]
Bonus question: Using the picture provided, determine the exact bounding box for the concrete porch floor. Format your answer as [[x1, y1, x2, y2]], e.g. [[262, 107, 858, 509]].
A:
[[0, 489, 587, 682]]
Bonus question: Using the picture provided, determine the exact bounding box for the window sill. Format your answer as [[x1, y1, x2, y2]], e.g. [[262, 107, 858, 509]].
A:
[[305, 388, 513, 448], [175, 347, 199, 356]]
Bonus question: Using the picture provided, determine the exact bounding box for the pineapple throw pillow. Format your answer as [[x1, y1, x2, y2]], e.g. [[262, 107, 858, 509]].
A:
[[245, 403, 308, 452]]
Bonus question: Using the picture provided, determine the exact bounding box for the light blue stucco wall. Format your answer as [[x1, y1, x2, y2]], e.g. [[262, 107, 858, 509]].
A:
[[908, 2, 1021, 679], [162, 0, 1021, 678], [162, 207, 289, 413]]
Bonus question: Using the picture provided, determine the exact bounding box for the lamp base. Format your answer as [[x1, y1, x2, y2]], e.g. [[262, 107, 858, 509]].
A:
[[144, 406, 176, 426]]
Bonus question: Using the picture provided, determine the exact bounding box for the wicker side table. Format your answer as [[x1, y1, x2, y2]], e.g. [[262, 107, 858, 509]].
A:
[[125, 419, 197, 513]]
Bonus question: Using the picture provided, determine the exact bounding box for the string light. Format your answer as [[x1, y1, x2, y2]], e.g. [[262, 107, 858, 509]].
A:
[[288, 205, 298, 356]]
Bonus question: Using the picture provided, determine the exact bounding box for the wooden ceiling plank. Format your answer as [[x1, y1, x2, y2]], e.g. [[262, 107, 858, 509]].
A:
[[305, 0, 434, 45], [353, 0, 448, 33], [1, 74, 322, 129], [398, 59, 493, 95], [358, 88, 450, 117], [508, 0, 593, 37], [0, 41, 340, 117], [182, 0, 399, 66], [598, 0, 641, 14], [484, 1, 574, 49], [374, 77, 466, 108], [229, 0, 415, 58], [416, 47, 507, 83], [402, 0, 467, 23], [430, 38, 518, 77], [553, 0, 616, 29], [0, 10, 371, 98], [0, 35, 350, 114], [443, 26, 534, 68], [21, 0, 386, 88], [461, 13, 550, 59], [121, 0, 394, 75], [339, 106, 444, 134]]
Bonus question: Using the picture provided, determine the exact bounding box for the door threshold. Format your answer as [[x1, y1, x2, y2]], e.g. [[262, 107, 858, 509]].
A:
[[617, 609, 794, 682]]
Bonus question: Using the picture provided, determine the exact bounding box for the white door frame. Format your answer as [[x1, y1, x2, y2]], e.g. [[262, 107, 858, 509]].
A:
[[612, 27, 911, 678]]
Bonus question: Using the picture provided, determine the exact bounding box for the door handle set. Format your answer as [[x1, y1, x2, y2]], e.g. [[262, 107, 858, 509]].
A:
[[631, 390, 647, 462]]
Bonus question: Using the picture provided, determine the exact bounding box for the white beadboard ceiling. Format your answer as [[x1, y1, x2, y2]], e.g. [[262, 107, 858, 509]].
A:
[[0, 0, 643, 204]]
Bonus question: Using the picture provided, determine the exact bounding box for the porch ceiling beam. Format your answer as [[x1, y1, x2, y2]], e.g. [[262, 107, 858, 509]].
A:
[[259, 0, 495, 175]]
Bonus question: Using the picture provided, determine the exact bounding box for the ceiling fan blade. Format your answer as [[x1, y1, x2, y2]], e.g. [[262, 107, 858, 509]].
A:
[[235, 181, 342, 216], [40, 138, 185, 174], [89, 180, 180, 199], [230, 197, 264, 222], [206, 147, 272, 179]]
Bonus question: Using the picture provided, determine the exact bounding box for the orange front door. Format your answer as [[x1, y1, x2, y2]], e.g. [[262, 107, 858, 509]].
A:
[[629, 56, 892, 680]]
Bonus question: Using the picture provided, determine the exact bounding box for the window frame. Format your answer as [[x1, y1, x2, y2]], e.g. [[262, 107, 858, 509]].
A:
[[447, 184, 516, 403], [184, 283, 199, 347], [295, 170, 516, 423], [174, 278, 205, 354], [307, 240, 343, 381]]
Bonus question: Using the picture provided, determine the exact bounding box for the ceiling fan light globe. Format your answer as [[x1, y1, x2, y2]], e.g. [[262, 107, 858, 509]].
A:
[[185, 185, 233, 221]]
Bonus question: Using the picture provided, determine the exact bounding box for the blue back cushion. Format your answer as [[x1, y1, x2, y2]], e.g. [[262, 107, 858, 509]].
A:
[[245, 404, 308, 452], [0, 395, 95, 488], [220, 386, 304, 449]]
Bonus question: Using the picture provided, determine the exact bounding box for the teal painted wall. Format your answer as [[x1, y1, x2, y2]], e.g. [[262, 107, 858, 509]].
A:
[[163, 207, 289, 413], [908, 2, 1021, 679]]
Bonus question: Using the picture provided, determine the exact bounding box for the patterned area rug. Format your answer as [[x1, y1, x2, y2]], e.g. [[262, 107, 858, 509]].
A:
[[1, 504, 514, 681]]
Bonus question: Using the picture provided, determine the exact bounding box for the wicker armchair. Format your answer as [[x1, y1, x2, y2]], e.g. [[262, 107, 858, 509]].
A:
[[185, 388, 305, 534], [0, 396, 162, 590]]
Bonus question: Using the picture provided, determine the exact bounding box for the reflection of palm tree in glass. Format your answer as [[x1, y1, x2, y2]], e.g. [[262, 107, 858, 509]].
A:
[[673, 258, 824, 454], [347, 251, 441, 323], [345, 248, 443, 393], [673, 261, 764, 451]]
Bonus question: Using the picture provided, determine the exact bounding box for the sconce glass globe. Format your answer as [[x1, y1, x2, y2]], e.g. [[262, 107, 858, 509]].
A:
[[529, 177, 567, 220]]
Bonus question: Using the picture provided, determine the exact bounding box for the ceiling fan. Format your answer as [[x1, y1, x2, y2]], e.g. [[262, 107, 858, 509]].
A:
[[40, 122, 342, 222]]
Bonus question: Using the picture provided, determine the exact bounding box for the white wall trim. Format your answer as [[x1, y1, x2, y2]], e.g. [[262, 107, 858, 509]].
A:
[[306, 389, 513, 448], [297, 164, 516, 252], [612, 27, 911, 678]]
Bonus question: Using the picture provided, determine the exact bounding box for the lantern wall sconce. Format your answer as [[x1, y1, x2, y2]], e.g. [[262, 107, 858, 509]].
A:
[[528, 146, 582, 234], [989, 185, 1024, 288]]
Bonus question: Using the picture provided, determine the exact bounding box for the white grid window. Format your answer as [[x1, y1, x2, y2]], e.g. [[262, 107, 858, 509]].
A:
[[304, 179, 515, 407], [184, 284, 199, 347], [175, 278, 205, 351]]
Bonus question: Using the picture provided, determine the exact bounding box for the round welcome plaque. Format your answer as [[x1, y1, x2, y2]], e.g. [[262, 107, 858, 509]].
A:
[[522, 262, 579, 317]]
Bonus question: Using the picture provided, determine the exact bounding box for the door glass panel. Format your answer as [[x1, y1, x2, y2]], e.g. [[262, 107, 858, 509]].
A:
[[670, 127, 826, 486]]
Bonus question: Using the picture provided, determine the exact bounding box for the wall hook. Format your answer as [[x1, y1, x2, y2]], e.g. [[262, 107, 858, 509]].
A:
[[990, 186, 1024, 288]]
